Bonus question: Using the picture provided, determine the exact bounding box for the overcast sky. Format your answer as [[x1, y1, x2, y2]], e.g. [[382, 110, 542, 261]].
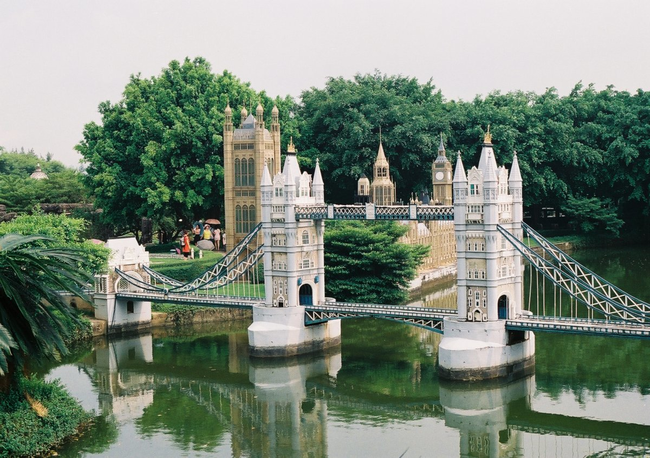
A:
[[1, 0, 649, 168]]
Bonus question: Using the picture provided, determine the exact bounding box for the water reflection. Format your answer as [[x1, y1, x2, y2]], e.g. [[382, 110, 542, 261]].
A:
[[45, 325, 650, 458]]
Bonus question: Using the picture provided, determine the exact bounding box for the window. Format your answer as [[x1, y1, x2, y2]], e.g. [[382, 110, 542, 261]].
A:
[[234, 159, 241, 186], [248, 206, 256, 232], [235, 205, 242, 233], [241, 159, 248, 186], [475, 291, 480, 307], [242, 206, 249, 233], [247, 158, 255, 186], [302, 230, 309, 245]]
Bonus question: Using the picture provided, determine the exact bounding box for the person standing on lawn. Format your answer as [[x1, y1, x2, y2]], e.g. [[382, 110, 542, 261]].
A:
[[181, 230, 191, 260]]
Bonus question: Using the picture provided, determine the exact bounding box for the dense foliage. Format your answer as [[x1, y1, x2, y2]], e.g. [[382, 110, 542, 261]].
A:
[[79, 60, 650, 236], [0, 376, 91, 457], [76, 57, 299, 242], [0, 147, 90, 212], [324, 221, 428, 304], [0, 213, 110, 274], [0, 234, 93, 379], [299, 77, 650, 235]]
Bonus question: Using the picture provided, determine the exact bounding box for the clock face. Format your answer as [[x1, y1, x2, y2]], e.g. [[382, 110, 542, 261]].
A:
[[435, 171, 444, 181]]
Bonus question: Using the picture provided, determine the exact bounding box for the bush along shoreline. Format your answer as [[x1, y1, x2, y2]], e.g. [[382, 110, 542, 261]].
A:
[[0, 376, 92, 457]]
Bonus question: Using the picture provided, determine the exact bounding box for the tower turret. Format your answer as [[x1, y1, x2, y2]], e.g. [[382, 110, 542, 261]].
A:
[[370, 139, 396, 205]]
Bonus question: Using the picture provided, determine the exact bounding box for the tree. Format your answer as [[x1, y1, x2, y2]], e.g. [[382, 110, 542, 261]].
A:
[[561, 195, 624, 236], [0, 149, 90, 212], [0, 234, 92, 384], [77, 58, 294, 242], [324, 221, 428, 304], [298, 72, 448, 204], [0, 213, 110, 274]]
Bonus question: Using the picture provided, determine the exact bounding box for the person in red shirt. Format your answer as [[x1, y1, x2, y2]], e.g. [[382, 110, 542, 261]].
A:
[[181, 230, 191, 260]]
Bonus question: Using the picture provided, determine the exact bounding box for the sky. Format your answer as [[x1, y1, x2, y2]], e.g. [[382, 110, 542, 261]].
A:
[[1, 0, 649, 168]]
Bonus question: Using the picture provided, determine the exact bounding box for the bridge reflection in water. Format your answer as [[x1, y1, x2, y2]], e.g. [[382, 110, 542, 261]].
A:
[[45, 329, 650, 457]]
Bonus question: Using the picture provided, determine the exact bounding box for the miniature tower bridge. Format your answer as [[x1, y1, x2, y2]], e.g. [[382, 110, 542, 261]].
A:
[[96, 132, 650, 381]]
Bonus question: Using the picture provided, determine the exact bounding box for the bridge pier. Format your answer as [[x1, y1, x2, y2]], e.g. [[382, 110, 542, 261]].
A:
[[438, 318, 535, 381], [93, 238, 152, 334], [249, 306, 341, 357]]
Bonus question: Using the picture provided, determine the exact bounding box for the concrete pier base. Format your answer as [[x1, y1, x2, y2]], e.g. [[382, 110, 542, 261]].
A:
[[438, 317, 535, 381], [248, 306, 341, 357], [93, 293, 152, 335]]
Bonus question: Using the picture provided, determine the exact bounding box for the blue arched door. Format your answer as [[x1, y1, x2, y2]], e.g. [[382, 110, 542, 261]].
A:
[[498, 295, 509, 319], [299, 284, 313, 305]]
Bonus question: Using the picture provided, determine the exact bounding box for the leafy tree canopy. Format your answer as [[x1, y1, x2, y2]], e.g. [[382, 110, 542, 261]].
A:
[[324, 220, 428, 304], [0, 147, 67, 177], [0, 213, 110, 274], [0, 148, 88, 212], [77, 57, 299, 242], [298, 71, 447, 204]]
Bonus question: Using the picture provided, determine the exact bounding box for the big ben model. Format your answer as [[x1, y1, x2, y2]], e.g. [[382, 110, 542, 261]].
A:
[[432, 135, 453, 205], [224, 103, 281, 247]]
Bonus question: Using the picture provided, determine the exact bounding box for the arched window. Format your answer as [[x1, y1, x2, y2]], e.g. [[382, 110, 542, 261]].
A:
[[242, 205, 249, 233], [249, 206, 256, 232], [302, 230, 309, 245], [241, 159, 248, 186], [235, 205, 242, 233], [234, 159, 241, 186], [475, 291, 480, 307], [248, 158, 255, 186]]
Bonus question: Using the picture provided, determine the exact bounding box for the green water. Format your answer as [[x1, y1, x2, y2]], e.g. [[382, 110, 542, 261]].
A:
[[40, 246, 650, 457]]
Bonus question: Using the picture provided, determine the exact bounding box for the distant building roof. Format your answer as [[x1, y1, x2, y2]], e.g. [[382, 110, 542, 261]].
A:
[[30, 163, 48, 180]]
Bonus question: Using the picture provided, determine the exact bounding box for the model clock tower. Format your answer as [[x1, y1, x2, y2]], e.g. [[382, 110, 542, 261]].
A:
[[432, 135, 453, 205]]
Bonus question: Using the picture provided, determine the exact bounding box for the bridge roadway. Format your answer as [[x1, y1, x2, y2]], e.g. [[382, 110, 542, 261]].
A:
[[293, 203, 454, 221], [116, 291, 650, 338]]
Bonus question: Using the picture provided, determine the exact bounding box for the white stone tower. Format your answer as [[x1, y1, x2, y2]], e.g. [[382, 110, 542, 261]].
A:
[[248, 140, 341, 356], [438, 128, 534, 381], [224, 102, 281, 247]]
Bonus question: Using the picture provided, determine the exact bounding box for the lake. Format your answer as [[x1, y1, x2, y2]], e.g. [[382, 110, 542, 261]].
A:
[[40, 245, 650, 457]]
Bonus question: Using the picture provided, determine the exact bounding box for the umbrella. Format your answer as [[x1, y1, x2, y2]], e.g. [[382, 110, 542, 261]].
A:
[[205, 219, 220, 225]]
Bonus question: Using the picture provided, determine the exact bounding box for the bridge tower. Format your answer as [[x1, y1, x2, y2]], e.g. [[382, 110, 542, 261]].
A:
[[93, 238, 152, 334], [248, 139, 341, 357], [438, 129, 534, 380]]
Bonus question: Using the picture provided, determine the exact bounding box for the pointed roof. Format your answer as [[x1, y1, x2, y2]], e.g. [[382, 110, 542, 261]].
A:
[[282, 137, 301, 184], [453, 151, 467, 183], [313, 158, 323, 186], [261, 160, 272, 187], [375, 141, 389, 167], [435, 134, 450, 164], [478, 128, 498, 182], [509, 151, 522, 184], [242, 114, 256, 129]]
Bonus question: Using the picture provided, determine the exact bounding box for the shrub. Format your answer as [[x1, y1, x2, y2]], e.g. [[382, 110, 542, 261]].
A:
[[0, 376, 91, 457]]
